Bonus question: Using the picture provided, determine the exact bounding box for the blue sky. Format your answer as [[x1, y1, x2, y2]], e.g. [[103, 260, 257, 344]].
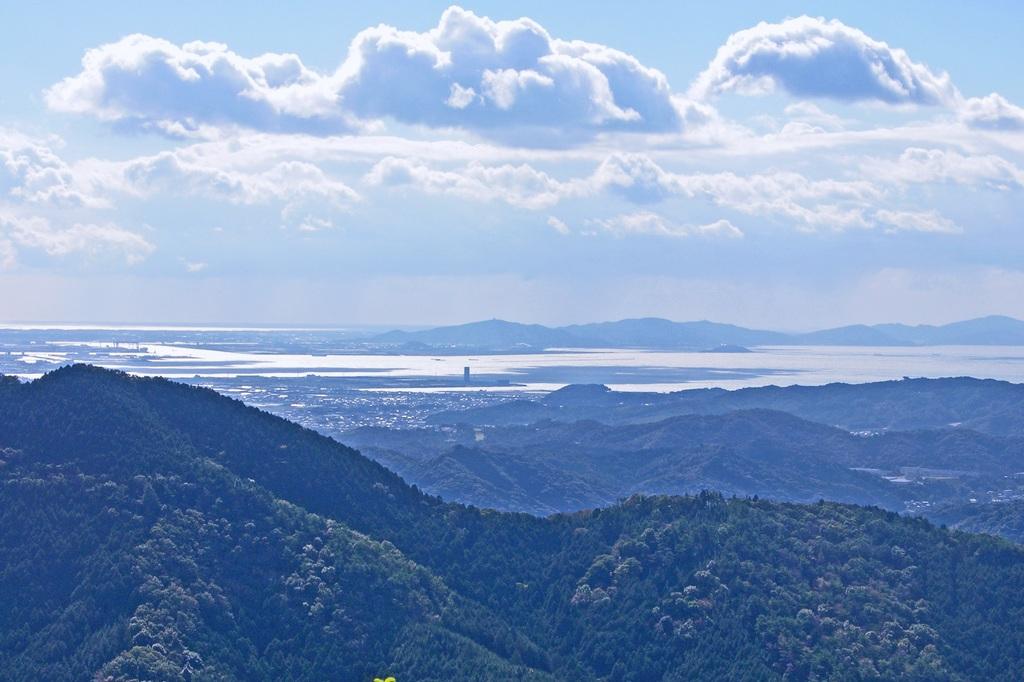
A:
[[2, 2, 1023, 328]]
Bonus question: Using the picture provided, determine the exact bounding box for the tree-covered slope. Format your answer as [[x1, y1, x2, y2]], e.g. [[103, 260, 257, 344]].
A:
[[0, 372, 552, 680], [0, 451, 544, 681], [346, 410, 1023, 516], [928, 500, 1024, 544], [428, 377, 1024, 437], [3, 366, 1024, 681]]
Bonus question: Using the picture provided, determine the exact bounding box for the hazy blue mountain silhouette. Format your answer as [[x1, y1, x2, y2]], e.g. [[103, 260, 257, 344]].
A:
[[374, 315, 1024, 349]]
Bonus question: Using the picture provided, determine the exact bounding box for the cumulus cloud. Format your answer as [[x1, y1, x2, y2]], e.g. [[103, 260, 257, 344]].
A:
[[30, 222, 155, 262], [336, 6, 688, 141], [363, 151, 946, 232], [0, 130, 103, 207], [589, 153, 879, 230], [46, 35, 348, 137], [0, 212, 154, 266], [690, 16, 956, 105], [0, 132, 155, 267], [364, 150, 979, 234], [875, 209, 960, 234], [593, 211, 743, 238], [108, 151, 360, 232], [863, 148, 1024, 189], [672, 169, 879, 230], [364, 156, 587, 209], [960, 93, 1024, 131], [119, 151, 359, 206], [42, 7, 1024, 154], [591, 153, 677, 203], [46, 7, 696, 143]]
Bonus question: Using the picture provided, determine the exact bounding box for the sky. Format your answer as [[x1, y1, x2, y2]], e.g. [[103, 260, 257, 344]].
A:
[[1, 1, 1023, 329]]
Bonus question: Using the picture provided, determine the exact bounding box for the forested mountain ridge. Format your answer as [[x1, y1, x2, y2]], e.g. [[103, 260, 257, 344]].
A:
[[4, 366, 1024, 680], [428, 377, 1024, 436], [0, 367, 557, 680], [345, 409, 1024, 516]]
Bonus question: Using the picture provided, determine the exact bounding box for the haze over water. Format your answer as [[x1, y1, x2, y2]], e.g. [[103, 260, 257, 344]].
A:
[[5, 328, 1024, 392]]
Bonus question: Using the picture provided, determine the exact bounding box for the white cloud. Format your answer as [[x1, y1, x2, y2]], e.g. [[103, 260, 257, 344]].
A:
[[863, 147, 1024, 189], [590, 154, 879, 230], [695, 218, 744, 238], [782, 101, 845, 130], [0, 238, 14, 270], [960, 93, 1024, 131], [875, 208, 960, 234], [293, 214, 335, 232], [365, 154, 667, 209], [364, 156, 586, 209], [306, 144, 891, 235], [446, 83, 478, 109], [0, 130, 103, 207], [40, 8, 1024, 160], [365, 152, 863, 230], [336, 6, 688, 141], [182, 259, 208, 273], [0, 133, 155, 267], [110, 151, 359, 232], [775, 121, 827, 137], [690, 16, 956, 105], [547, 216, 569, 234], [46, 7, 695, 143], [46, 35, 348, 137], [0, 212, 154, 265], [363, 151, 972, 234], [594, 211, 687, 237], [593, 211, 743, 239], [591, 153, 677, 203], [118, 151, 359, 206]]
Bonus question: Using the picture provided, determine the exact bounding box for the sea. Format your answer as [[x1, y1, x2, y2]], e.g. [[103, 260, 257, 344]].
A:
[[4, 325, 1024, 431]]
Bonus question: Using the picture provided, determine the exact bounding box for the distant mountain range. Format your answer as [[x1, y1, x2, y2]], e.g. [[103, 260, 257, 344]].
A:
[[374, 315, 1024, 350]]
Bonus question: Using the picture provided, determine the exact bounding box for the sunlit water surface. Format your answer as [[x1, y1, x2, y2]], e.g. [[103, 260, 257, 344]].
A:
[[5, 337, 1024, 392]]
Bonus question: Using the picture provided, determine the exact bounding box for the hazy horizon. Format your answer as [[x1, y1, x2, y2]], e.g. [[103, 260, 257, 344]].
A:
[[1, 312, 1022, 335]]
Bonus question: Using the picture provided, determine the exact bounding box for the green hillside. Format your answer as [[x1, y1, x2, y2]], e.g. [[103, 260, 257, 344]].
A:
[[2, 366, 1024, 680]]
